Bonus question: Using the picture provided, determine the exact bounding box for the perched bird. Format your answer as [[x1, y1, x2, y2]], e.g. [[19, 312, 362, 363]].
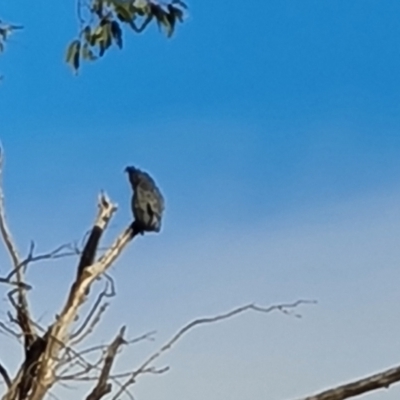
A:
[[125, 166, 165, 233]]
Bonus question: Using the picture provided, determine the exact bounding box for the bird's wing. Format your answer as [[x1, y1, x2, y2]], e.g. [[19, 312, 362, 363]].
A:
[[143, 187, 164, 216]]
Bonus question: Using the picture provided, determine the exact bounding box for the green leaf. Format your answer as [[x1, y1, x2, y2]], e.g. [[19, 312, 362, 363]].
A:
[[169, 5, 184, 22], [92, 0, 104, 17], [133, 0, 150, 16], [150, 4, 172, 36], [81, 43, 97, 60], [165, 8, 176, 37], [98, 22, 112, 56], [65, 40, 81, 73], [111, 20, 123, 48], [113, 2, 134, 23], [82, 26, 92, 43], [133, 0, 149, 9], [90, 25, 104, 46]]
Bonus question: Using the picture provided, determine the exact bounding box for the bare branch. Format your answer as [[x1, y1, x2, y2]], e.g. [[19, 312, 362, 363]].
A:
[[126, 330, 157, 345], [28, 194, 139, 400], [85, 327, 126, 400], [0, 319, 22, 339], [70, 279, 114, 345], [7, 290, 38, 339], [296, 364, 400, 400], [112, 300, 316, 399], [57, 346, 106, 382], [88, 223, 139, 277], [56, 343, 132, 400], [0, 276, 31, 290], [17, 336, 47, 400], [0, 151, 21, 269], [0, 361, 11, 388], [0, 150, 36, 346], [59, 330, 156, 376], [5, 242, 79, 282], [76, 225, 104, 280], [109, 365, 169, 381], [3, 370, 23, 400]]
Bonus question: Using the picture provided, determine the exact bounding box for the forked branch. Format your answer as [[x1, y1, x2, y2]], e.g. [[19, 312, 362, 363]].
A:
[[28, 193, 140, 400], [85, 327, 126, 400]]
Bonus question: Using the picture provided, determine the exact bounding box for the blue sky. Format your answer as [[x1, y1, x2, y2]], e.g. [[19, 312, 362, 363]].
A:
[[1, 0, 400, 399]]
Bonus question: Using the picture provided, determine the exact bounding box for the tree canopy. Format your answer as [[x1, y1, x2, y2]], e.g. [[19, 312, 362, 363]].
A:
[[0, 0, 187, 74]]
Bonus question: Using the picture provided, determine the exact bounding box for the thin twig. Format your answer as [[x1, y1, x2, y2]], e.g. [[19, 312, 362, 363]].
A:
[[0, 276, 31, 290], [130, 14, 153, 32], [0, 362, 11, 388], [0, 320, 22, 339], [5, 242, 79, 281], [112, 300, 316, 399]]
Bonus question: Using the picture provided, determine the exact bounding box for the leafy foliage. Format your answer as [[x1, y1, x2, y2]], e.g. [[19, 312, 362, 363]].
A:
[[66, 0, 187, 73]]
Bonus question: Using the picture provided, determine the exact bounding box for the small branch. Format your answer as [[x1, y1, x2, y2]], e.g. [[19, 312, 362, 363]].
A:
[[56, 338, 107, 378], [126, 330, 157, 345], [0, 151, 21, 269], [70, 279, 114, 345], [5, 242, 79, 282], [76, 0, 87, 27], [57, 349, 105, 382], [0, 319, 22, 339], [112, 300, 315, 399], [7, 290, 37, 342], [0, 277, 31, 290], [111, 365, 169, 380], [0, 150, 36, 346], [2, 369, 23, 400], [0, 361, 11, 388], [85, 327, 126, 400], [296, 364, 400, 400], [57, 330, 156, 382], [130, 15, 153, 33]]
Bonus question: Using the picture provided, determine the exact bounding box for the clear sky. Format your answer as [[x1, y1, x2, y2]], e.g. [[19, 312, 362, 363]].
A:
[[1, 0, 400, 399]]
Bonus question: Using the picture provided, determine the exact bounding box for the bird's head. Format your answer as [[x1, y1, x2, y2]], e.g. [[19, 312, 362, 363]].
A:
[[125, 166, 142, 186], [125, 166, 137, 174]]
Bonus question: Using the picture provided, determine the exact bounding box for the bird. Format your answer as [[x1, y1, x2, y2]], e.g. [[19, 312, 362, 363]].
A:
[[125, 166, 165, 233]]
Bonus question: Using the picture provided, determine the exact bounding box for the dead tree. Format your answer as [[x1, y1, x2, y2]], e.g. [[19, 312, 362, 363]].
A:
[[0, 149, 398, 400]]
